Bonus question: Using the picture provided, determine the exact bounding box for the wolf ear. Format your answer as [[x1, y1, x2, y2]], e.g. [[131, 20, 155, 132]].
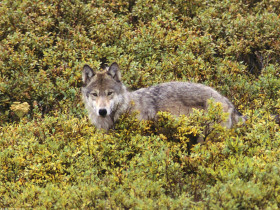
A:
[[82, 65, 95, 85], [107, 62, 121, 82]]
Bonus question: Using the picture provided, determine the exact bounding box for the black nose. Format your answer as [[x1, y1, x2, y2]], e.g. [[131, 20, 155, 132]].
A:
[[99, 109, 107, 117]]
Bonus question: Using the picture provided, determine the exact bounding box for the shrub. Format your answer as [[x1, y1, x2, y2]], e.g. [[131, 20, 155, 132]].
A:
[[1, 0, 280, 208]]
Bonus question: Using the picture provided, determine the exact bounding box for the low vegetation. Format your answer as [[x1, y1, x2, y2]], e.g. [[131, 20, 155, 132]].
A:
[[1, 0, 280, 208]]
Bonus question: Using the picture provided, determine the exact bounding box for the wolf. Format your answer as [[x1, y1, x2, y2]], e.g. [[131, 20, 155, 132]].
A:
[[81, 62, 245, 134]]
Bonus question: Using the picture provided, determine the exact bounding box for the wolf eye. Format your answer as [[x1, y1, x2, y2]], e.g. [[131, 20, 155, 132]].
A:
[[91, 93, 98, 97], [108, 91, 114, 96]]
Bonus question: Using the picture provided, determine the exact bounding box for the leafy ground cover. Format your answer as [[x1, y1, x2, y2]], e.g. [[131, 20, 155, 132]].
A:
[[1, 0, 280, 208]]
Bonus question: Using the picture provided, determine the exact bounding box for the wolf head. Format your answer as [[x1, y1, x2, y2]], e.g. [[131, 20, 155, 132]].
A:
[[81, 62, 126, 121]]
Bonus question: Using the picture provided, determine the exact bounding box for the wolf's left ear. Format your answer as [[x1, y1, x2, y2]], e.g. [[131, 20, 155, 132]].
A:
[[107, 62, 121, 82], [82, 65, 95, 85]]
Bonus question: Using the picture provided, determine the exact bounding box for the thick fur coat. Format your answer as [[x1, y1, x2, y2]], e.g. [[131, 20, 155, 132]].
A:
[[82, 63, 244, 132]]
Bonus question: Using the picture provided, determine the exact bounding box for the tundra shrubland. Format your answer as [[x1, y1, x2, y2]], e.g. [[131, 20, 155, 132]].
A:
[[0, 0, 280, 208]]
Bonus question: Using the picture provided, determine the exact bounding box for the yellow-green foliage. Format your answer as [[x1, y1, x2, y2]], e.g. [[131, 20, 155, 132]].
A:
[[1, 0, 280, 208]]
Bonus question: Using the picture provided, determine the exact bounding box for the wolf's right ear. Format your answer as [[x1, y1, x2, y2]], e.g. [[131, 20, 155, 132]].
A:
[[82, 65, 95, 85], [107, 62, 121, 82]]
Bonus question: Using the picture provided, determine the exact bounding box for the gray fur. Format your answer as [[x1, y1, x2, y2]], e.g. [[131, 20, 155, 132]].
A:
[[82, 63, 245, 133]]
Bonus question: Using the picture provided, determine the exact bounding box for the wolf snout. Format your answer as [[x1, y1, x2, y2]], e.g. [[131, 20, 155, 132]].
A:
[[98, 109, 107, 117]]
